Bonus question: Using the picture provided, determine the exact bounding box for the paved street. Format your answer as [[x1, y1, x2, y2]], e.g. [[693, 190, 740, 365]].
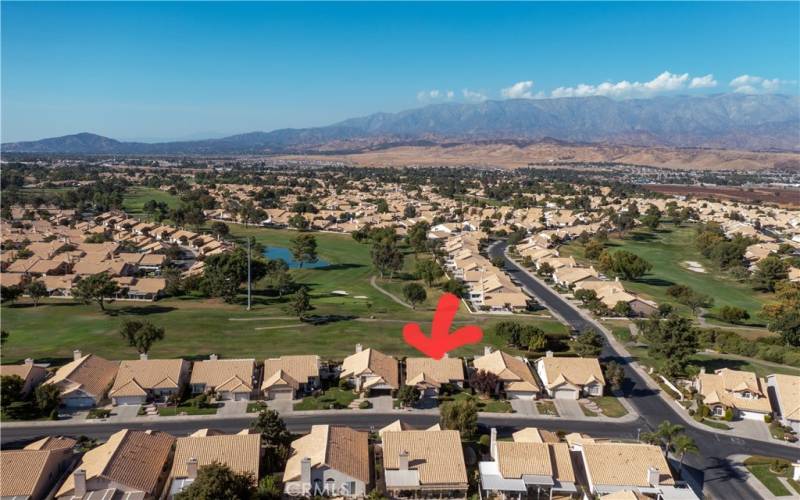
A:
[[488, 240, 800, 500]]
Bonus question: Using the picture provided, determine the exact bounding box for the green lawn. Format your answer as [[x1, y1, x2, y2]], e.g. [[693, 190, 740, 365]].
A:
[[536, 400, 558, 416], [121, 187, 181, 218], [293, 388, 357, 410], [449, 392, 513, 413], [744, 456, 798, 496], [158, 404, 219, 416], [3, 221, 568, 363], [561, 225, 772, 321], [589, 396, 628, 418]]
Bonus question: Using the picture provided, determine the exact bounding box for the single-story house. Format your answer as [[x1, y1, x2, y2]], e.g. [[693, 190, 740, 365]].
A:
[[404, 356, 465, 397], [45, 350, 119, 409], [340, 344, 399, 395], [262, 355, 321, 400], [168, 431, 262, 498], [535, 353, 605, 400], [190, 355, 256, 401], [0, 358, 48, 396], [109, 354, 189, 405], [766, 373, 800, 433], [283, 425, 371, 498], [473, 347, 540, 399], [695, 368, 772, 420]]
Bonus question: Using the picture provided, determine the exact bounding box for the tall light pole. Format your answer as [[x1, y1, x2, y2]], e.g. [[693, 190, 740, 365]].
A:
[[247, 237, 252, 311]]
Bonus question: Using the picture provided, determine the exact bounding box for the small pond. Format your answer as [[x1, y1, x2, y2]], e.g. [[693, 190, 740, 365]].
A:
[[262, 246, 330, 269]]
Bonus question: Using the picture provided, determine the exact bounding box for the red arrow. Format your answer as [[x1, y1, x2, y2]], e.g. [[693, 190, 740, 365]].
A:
[[403, 293, 484, 360]]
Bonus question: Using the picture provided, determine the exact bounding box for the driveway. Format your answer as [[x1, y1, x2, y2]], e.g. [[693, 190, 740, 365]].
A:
[[553, 399, 583, 419], [510, 399, 538, 416], [367, 395, 393, 411], [109, 405, 140, 421], [728, 419, 772, 442], [266, 399, 294, 414], [218, 400, 248, 416]]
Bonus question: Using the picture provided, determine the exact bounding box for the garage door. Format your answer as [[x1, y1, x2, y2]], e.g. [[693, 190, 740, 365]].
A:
[[271, 389, 294, 400], [114, 396, 145, 406], [508, 391, 536, 400], [554, 388, 578, 400], [65, 396, 95, 409], [234, 392, 250, 401]]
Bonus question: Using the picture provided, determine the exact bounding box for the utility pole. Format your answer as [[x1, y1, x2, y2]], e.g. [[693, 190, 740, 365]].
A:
[[247, 237, 252, 311]]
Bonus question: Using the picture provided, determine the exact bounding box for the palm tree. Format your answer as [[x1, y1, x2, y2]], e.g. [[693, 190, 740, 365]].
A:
[[673, 434, 699, 474], [656, 421, 685, 456]]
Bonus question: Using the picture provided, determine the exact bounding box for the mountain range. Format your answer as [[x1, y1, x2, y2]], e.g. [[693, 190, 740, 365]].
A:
[[3, 93, 799, 155]]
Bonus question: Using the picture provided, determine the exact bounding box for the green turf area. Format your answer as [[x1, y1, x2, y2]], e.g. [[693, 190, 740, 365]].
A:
[[589, 396, 628, 418], [536, 400, 558, 416], [293, 388, 357, 410], [580, 404, 598, 417], [121, 187, 181, 218], [448, 392, 513, 413], [744, 456, 796, 496], [2, 225, 567, 362], [560, 224, 772, 321], [158, 404, 219, 416]]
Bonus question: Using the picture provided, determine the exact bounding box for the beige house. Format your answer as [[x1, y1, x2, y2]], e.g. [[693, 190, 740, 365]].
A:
[[56, 429, 175, 499], [695, 368, 772, 420], [340, 345, 399, 395], [535, 354, 605, 399], [262, 355, 321, 400], [0, 358, 48, 396], [579, 443, 689, 498], [479, 427, 578, 498], [45, 350, 119, 409], [190, 355, 256, 401], [766, 373, 800, 433], [404, 356, 465, 397], [473, 348, 540, 399], [283, 425, 371, 498], [382, 429, 468, 497], [167, 431, 262, 498], [109, 355, 189, 405], [1, 438, 76, 500]]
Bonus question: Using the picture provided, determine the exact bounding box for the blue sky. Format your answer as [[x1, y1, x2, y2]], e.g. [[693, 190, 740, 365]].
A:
[[2, 1, 798, 142]]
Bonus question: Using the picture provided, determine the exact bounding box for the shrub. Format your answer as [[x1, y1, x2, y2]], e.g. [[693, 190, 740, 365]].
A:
[[478, 434, 491, 450], [358, 400, 372, 410], [723, 408, 734, 421], [764, 414, 773, 424]]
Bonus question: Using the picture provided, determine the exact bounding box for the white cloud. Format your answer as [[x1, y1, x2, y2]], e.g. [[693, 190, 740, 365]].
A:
[[549, 71, 694, 99], [462, 88, 488, 102], [730, 74, 786, 94], [690, 74, 718, 89], [417, 89, 455, 102], [501, 80, 535, 99]]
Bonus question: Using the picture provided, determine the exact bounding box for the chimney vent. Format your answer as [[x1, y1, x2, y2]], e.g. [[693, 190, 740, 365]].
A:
[[187, 458, 198, 479], [484, 346, 492, 356], [301, 457, 312, 484], [355, 343, 363, 353], [73, 469, 87, 497], [545, 351, 554, 358], [24, 358, 34, 365], [209, 354, 218, 361], [139, 353, 148, 361], [73, 350, 83, 361], [647, 467, 660, 486], [399, 450, 409, 471]]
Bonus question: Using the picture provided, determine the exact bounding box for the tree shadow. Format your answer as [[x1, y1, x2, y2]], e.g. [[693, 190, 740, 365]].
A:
[[688, 358, 749, 373], [105, 305, 177, 317], [628, 232, 659, 242], [635, 277, 675, 287], [301, 314, 357, 325], [317, 263, 365, 271]]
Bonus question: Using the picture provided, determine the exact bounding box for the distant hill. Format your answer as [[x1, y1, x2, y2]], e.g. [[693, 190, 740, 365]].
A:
[[3, 93, 799, 154]]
